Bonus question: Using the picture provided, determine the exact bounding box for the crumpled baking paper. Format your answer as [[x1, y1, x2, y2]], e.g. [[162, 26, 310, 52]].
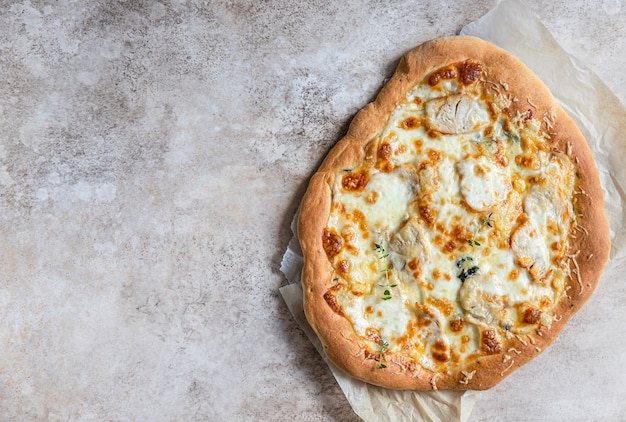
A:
[[280, 0, 626, 420], [461, 0, 626, 260]]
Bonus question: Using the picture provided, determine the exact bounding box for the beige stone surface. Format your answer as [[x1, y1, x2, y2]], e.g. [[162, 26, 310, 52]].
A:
[[0, 1, 624, 420]]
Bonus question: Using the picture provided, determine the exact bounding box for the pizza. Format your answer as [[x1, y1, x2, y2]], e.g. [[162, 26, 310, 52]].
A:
[[297, 36, 610, 390]]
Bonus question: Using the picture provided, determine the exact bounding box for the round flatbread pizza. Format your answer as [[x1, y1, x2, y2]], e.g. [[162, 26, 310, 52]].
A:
[[297, 36, 610, 390]]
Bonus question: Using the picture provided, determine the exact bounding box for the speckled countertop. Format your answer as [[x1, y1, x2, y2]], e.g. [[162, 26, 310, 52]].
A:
[[1, 1, 625, 421]]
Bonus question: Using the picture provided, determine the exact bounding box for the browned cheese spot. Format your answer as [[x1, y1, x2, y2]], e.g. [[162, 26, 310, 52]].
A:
[[449, 319, 465, 333], [378, 142, 392, 160], [337, 259, 350, 275], [444, 239, 457, 254], [427, 65, 458, 86], [426, 297, 454, 317], [452, 224, 472, 242], [407, 258, 419, 271], [365, 190, 379, 204], [418, 203, 437, 227], [420, 281, 435, 290], [432, 340, 450, 362], [365, 327, 383, 344], [515, 154, 541, 170], [323, 291, 344, 316], [456, 60, 483, 85], [407, 258, 423, 280], [494, 139, 509, 167], [522, 307, 542, 325], [460, 335, 471, 354], [351, 209, 368, 234], [481, 329, 503, 354], [322, 228, 343, 259], [341, 170, 369, 192], [376, 142, 395, 173], [414, 139, 423, 154], [400, 116, 421, 130], [427, 148, 443, 163]]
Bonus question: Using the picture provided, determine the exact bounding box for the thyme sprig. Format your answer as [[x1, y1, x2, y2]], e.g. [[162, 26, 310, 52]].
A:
[[374, 243, 390, 266], [375, 340, 389, 369], [467, 213, 494, 248], [374, 243, 396, 300]]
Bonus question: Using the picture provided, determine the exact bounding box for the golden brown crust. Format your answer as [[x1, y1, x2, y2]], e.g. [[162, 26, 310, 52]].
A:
[[298, 36, 610, 390]]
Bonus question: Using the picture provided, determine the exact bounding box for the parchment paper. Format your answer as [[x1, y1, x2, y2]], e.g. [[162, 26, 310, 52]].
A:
[[280, 1, 626, 420], [461, 0, 626, 260]]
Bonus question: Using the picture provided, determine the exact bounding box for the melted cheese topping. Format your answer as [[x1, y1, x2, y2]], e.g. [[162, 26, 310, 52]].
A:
[[322, 61, 576, 371]]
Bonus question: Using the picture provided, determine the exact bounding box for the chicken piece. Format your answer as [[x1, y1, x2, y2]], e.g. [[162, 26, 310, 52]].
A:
[[389, 216, 430, 269], [425, 94, 490, 134], [458, 272, 507, 326], [510, 215, 550, 282]]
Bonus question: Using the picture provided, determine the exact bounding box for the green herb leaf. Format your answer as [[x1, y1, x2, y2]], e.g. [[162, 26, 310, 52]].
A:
[[376, 341, 389, 368], [467, 213, 493, 248], [374, 243, 396, 299], [467, 238, 481, 247]]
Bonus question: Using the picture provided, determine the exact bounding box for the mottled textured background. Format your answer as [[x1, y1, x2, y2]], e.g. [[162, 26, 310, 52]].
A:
[[0, 1, 624, 420]]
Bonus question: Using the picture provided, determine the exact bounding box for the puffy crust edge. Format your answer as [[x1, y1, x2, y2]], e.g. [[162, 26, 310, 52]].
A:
[[297, 36, 610, 390]]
